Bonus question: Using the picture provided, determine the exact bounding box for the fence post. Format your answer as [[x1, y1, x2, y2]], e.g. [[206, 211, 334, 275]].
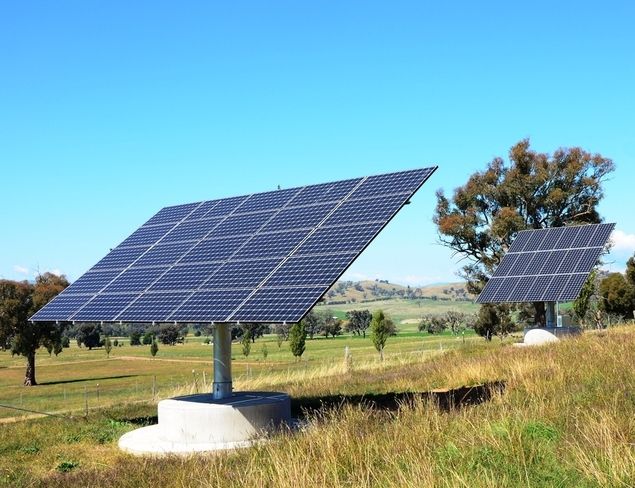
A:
[[84, 386, 88, 417], [152, 375, 156, 400], [96, 384, 100, 406]]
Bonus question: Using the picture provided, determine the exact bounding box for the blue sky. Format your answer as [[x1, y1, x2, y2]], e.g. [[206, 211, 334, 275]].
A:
[[1, 1, 634, 286]]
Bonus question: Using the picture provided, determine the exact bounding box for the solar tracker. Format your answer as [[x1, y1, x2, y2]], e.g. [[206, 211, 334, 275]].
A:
[[477, 222, 615, 304], [31, 167, 437, 323]]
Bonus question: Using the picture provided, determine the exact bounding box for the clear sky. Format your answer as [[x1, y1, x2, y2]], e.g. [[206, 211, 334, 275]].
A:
[[1, 1, 634, 286]]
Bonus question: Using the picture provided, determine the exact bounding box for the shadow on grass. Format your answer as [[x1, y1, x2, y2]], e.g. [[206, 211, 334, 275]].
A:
[[120, 415, 158, 426], [114, 381, 506, 426], [291, 381, 506, 418], [38, 374, 137, 386]]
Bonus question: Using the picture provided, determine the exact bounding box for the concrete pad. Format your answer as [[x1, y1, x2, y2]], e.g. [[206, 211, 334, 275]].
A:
[[119, 391, 290, 456]]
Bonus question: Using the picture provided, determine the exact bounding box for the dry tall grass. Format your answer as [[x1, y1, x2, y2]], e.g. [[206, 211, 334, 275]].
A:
[[4, 328, 635, 487]]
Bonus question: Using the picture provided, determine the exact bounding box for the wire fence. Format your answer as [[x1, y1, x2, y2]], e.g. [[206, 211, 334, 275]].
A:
[[0, 374, 209, 422], [0, 342, 468, 423]]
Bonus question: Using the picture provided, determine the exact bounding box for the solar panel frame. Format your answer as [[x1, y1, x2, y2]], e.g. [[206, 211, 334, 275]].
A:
[[477, 222, 615, 304], [31, 167, 438, 323]]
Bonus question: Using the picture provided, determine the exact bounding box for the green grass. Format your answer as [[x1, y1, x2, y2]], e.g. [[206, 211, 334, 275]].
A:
[[316, 297, 479, 325], [2, 327, 635, 487], [0, 315, 480, 420]]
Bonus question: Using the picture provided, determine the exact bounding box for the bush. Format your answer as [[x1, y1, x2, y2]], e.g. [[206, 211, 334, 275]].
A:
[[142, 332, 153, 345], [129, 331, 141, 346], [289, 322, 306, 359], [419, 314, 446, 334], [157, 324, 182, 345], [370, 310, 395, 360]]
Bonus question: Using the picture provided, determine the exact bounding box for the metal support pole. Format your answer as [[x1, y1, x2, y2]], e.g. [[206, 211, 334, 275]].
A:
[[213, 324, 232, 400], [545, 302, 557, 328]]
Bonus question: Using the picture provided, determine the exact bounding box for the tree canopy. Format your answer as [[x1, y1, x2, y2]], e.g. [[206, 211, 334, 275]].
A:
[[76, 323, 102, 350], [435, 139, 614, 294], [599, 271, 635, 319], [0, 273, 69, 385], [345, 310, 372, 337], [434, 140, 613, 329]]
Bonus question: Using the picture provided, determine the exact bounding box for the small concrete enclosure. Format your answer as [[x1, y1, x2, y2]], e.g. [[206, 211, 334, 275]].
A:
[[31, 168, 438, 454]]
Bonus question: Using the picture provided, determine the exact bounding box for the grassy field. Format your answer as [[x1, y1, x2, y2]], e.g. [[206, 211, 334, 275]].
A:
[[0, 298, 477, 420], [0, 298, 479, 421], [316, 296, 479, 323], [2, 323, 635, 486]]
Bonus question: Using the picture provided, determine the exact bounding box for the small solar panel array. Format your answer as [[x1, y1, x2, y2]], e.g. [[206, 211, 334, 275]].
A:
[[477, 222, 615, 304], [31, 167, 437, 324]]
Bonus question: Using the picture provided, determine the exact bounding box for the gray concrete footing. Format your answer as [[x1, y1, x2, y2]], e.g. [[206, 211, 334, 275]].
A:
[[119, 391, 291, 455]]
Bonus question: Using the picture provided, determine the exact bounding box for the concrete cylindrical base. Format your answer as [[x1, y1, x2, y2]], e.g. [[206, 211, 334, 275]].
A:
[[119, 392, 291, 455]]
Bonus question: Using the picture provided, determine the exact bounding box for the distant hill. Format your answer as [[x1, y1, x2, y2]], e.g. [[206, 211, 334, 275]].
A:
[[323, 280, 473, 305]]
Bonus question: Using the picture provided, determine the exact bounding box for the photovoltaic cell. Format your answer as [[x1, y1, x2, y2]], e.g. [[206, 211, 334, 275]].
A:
[[323, 194, 407, 226], [263, 253, 357, 287], [181, 237, 248, 264], [494, 254, 518, 277], [260, 204, 334, 232], [230, 286, 326, 323], [161, 218, 222, 243], [135, 241, 195, 266], [477, 223, 615, 304], [197, 196, 249, 219], [102, 266, 169, 293], [31, 167, 437, 323], [477, 278, 504, 302], [92, 246, 150, 270], [120, 224, 175, 247], [29, 293, 91, 321], [559, 274, 589, 301], [168, 289, 252, 322], [144, 202, 199, 226], [149, 264, 221, 292], [71, 293, 139, 322], [233, 231, 308, 260], [295, 222, 384, 256], [67, 270, 122, 294], [524, 275, 554, 302], [207, 259, 283, 288], [117, 292, 191, 322]]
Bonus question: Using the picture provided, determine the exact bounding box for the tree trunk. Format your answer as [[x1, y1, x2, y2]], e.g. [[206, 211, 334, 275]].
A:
[[379, 345, 384, 361], [24, 352, 37, 386], [534, 302, 546, 327]]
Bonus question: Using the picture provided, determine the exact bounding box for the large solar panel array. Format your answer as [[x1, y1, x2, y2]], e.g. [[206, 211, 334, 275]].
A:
[[477, 222, 615, 304], [31, 167, 437, 323]]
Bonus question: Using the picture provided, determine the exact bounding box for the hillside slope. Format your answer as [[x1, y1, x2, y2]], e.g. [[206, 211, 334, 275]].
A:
[[324, 279, 473, 304]]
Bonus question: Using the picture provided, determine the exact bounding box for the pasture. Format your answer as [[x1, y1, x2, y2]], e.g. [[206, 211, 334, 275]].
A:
[[2, 326, 635, 487], [0, 298, 479, 421]]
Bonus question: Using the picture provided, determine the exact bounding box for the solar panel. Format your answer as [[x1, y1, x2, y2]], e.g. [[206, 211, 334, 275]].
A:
[[477, 222, 615, 304], [31, 167, 437, 323]]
